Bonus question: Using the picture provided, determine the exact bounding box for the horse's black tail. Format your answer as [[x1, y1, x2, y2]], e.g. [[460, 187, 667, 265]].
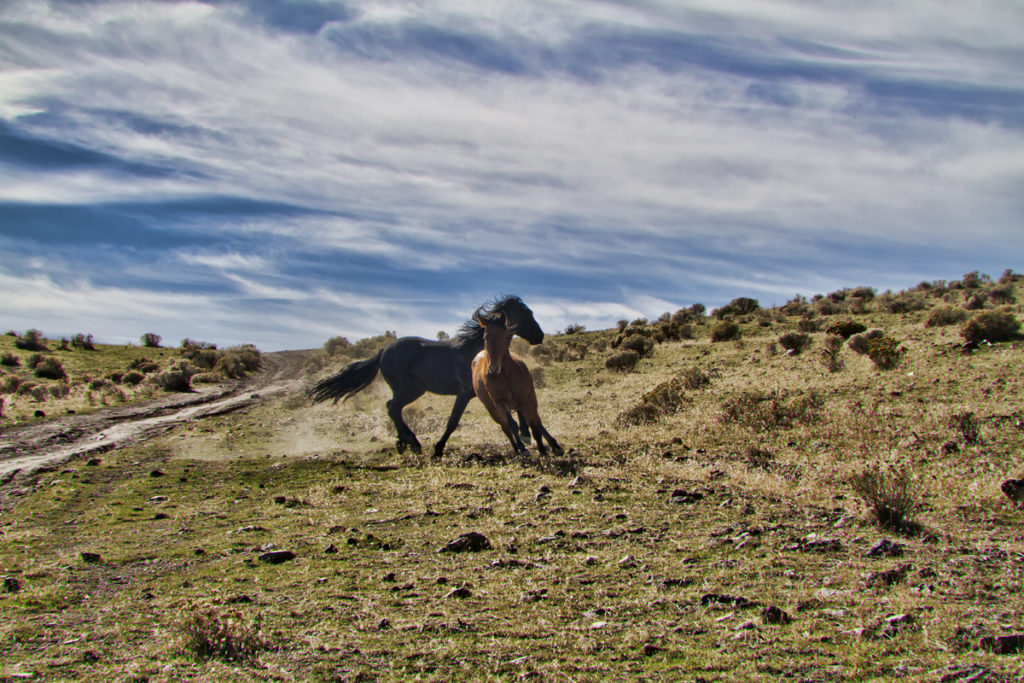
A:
[[307, 351, 382, 404]]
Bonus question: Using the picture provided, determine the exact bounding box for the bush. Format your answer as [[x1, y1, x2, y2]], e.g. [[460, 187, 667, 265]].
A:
[[71, 333, 96, 350], [323, 336, 351, 356], [797, 316, 820, 333], [0, 376, 23, 394], [850, 467, 921, 534], [563, 324, 586, 335], [191, 372, 221, 384], [129, 357, 160, 374], [989, 284, 1016, 305], [215, 355, 245, 379], [605, 350, 641, 372], [141, 332, 162, 348], [720, 389, 823, 431], [711, 321, 740, 342], [679, 366, 711, 390], [616, 377, 688, 426], [152, 367, 193, 392], [0, 352, 19, 367], [14, 329, 47, 351], [619, 334, 654, 358], [924, 306, 968, 328], [963, 293, 987, 311], [960, 310, 1021, 343], [824, 319, 866, 339], [33, 357, 67, 380], [866, 336, 903, 370], [123, 371, 146, 386], [820, 335, 844, 373], [778, 332, 811, 354]]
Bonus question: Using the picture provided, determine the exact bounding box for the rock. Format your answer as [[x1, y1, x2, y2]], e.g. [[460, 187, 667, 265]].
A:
[[700, 593, 757, 609], [81, 552, 102, 564], [85, 458, 101, 467], [382, 572, 397, 583], [642, 644, 663, 656], [437, 532, 491, 553], [1000, 479, 1024, 504], [863, 563, 913, 587], [149, 469, 165, 478], [377, 617, 391, 630], [979, 634, 1024, 654], [152, 513, 169, 520], [445, 586, 472, 599], [866, 539, 905, 558], [324, 544, 338, 554], [2, 576, 20, 593], [761, 605, 791, 625], [668, 489, 703, 504], [618, 554, 637, 569], [258, 550, 296, 564], [34, 410, 45, 418]]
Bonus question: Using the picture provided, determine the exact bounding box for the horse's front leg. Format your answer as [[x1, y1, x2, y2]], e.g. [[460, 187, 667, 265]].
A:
[[503, 410, 528, 454]]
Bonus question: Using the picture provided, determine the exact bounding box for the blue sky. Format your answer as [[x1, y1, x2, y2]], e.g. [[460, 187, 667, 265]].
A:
[[1, 0, 1022, 351]]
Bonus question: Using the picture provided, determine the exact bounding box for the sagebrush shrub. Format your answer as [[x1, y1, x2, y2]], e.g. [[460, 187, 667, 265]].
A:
[[71, 333, 95, 350], [619, 334, 654, 358], [866, 336, 903, 370], [778, 332, 810, 354], [323, 336, 351, 356], [720, 389, 823, 431], [949, 411, 981, 444], [989, 284, 1016, 305], [605, 350, 640, 372], [960, 310, 1021, 343], [820, 335, 844, 373], [924, 306, 967, 328], [797, 316, 820, 333], [679, 366, 711, 390], [0, 352, 19, 367], [33, 357, 66, 380], [616, 377, 688, 426], [140, 332, 162, 348], [711, 321, 740, 342], [14, 329, 47, 351], [825, 319, 866, 339], [123, 371, 145, 386]]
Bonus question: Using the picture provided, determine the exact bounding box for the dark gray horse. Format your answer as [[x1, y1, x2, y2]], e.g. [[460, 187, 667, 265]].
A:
[[307, 296, 544, 458]]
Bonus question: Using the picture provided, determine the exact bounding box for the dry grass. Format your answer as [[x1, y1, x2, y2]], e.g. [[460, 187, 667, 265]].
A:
[[1, 274, 1023, 680]]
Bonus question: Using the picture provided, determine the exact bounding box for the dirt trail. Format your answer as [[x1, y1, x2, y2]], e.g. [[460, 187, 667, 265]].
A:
[[0, 350, 316, 482]]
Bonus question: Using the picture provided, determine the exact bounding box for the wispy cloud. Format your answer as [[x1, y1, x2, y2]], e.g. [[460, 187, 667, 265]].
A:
[[1, 0, 1021, 348]]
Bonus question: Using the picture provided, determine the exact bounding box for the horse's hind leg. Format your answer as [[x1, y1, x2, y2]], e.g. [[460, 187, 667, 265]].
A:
[[387, 391, 424, 455], [529, 421, 563, 457], [516, 410, 532, 444]]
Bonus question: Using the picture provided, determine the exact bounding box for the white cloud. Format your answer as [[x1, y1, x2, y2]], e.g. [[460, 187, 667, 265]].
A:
[[0, 0, 1021, 349]]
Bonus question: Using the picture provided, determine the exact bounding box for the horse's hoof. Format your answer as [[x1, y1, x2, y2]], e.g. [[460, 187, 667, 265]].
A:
[[552, 446, 565, 457], [410, 443, 422, 455], [395, 440, 407, 454]]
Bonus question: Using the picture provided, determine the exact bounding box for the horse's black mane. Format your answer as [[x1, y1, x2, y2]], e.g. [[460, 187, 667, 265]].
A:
[[452, 295, 522, 350]]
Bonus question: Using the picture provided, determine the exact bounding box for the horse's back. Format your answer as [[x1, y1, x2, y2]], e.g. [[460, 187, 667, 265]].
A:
[[381, 336, 468, 395]]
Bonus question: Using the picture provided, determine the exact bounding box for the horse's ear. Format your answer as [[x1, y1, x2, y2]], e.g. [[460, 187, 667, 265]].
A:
[[500, 311, 508, 325]]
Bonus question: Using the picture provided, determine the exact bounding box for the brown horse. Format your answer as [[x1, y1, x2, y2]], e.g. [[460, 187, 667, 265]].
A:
[[472, 313, 563, 456]]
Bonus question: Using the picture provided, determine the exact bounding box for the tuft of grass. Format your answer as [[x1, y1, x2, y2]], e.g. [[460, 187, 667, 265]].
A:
[[824, 319, 866, 339], [850, 467, 922, 535], [924, 306, 968, 328], [604, 350, 640, 372], [179, 607, 266, 662]]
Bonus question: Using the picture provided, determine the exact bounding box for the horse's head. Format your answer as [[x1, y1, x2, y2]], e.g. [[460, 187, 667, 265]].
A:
[[498, 296, 544, 345], [478, 312, 512, 375]]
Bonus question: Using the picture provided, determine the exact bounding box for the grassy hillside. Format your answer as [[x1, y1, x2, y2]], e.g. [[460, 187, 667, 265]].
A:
[[1, 270, 1022, 681], [0, 333, 261, 423]]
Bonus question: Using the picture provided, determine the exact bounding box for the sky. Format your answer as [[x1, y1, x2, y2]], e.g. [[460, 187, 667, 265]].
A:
[[1, 1, 1022, 352]]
